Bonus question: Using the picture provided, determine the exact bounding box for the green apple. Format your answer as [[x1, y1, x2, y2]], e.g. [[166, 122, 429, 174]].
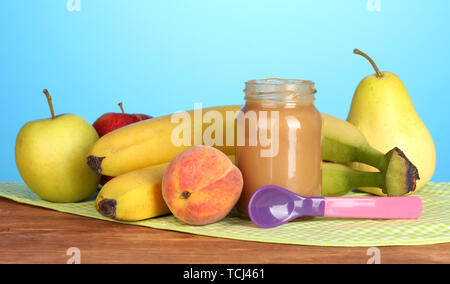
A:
[[15, 89, 100, 202]]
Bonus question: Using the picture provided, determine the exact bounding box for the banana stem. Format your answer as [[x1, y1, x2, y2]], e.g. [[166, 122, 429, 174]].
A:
[[356, 146, 390, 173], [322, 163, 384, 197], [322, 137, 388, 172]]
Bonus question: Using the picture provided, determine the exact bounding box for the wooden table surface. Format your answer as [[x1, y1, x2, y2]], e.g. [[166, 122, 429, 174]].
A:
[[0, 197, 448, 264]]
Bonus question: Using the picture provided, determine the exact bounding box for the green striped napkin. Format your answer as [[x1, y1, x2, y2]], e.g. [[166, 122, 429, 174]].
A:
[[0, 182, 449, 247]]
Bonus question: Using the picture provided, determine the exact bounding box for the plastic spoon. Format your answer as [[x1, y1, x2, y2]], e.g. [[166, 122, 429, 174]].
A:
[[248, 185, 422, 228]]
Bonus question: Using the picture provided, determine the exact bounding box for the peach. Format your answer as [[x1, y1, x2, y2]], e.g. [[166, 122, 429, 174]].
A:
[[162, 146, 243, 225]]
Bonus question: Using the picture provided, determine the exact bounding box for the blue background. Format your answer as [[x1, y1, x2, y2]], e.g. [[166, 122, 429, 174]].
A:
[[1, 0, 449, 182]]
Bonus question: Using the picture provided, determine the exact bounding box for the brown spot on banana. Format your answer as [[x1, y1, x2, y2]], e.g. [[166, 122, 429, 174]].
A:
[[97, 198, 117, 218], [87, 156, 105, 174]]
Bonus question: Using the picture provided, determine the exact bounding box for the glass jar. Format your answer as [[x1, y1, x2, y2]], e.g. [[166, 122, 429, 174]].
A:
[[236, 79, 322, 216]]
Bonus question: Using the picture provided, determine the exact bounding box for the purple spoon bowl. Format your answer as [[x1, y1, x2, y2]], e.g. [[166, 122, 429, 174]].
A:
[[248, 185, 325, 228]]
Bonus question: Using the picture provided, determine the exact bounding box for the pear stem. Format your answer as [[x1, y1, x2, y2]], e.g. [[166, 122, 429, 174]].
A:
[[354, 49, 383, 78], [43, 89, 56, 119], [118, 102, 125, 113]]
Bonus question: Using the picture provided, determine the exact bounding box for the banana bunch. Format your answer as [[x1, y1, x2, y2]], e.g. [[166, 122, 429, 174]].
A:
[[90, 106, 419, 221]]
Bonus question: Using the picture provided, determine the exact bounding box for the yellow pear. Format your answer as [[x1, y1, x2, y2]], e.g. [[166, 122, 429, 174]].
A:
[[347, 49, 436, 195], [15, 90, 100, 202]]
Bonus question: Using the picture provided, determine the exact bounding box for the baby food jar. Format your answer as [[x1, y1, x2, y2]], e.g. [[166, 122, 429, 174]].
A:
[[236, 79, 322, 216]]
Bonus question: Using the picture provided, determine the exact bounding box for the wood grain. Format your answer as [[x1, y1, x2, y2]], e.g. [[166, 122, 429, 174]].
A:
[[0, 197, 448, 264]]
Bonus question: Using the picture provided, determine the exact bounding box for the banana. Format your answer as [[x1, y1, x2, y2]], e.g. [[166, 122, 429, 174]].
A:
[[88, 106, 418, 197], [95, 158, 402, 221], [95, 162, 171, 221], [321, 114, 419, 196], [87, 105, 242, 177], [322, 113, 390, 171], [322, 162, 384, 196]]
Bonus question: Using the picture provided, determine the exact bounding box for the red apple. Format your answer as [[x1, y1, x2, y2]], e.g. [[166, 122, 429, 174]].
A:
[[93, 102, 152, 185], [93, 102, 152, 137]]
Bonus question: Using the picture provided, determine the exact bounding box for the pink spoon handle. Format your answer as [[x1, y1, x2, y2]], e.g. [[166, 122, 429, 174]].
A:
[[324, 196, 422, 219]]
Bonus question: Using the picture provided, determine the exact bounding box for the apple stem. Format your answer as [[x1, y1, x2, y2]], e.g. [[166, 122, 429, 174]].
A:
[[354, 49, 383, 78], [118, 102, 125, 113], [43, 89, 56, 119]]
